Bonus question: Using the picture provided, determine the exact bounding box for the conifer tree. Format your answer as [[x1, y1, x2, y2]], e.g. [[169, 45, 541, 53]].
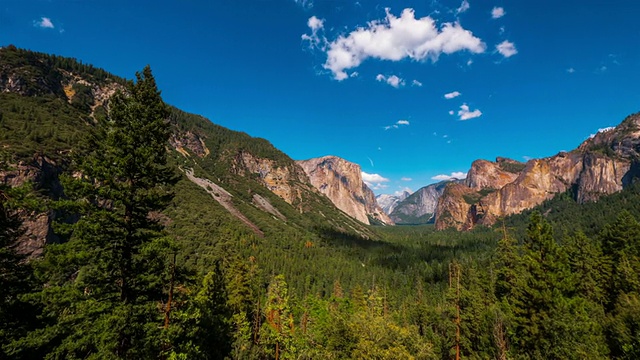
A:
[[21, 66, 177, 359]]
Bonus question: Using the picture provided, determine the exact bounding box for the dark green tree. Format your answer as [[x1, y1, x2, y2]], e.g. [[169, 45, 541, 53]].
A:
[[20, 66, 177, 359]]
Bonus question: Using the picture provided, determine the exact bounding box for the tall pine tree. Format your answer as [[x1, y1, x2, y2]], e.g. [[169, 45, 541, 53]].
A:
[[20, 66, 178, 359]]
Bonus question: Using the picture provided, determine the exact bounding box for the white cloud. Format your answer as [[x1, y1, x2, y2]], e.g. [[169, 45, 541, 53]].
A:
[[456, 0, 470, 14], [350, 71, 359, 78], [496, 40, 517, 58], [34, 17, 54, 29], [448, 110, 455, 115], [431, 171, 467, 181], [401, 177, 412, 181], [383, 119, 410, 130], [444, 91, 461, 99], [412, 79, 423, 87], [316, 8, 485, 80], [589, 127, 615, 139], [567, 67, 575, 73], [457, 103, 482, 120], [294, 0, 313, 9], [362, 171, 390, 189], [491, 7, 505, 19], [301, 16, 325, 49], [376, 74, 405, 88]]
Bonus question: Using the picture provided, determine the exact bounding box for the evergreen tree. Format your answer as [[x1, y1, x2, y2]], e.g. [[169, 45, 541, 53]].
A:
[[20, 66, 177, 359], [0, 183, 38, 358]]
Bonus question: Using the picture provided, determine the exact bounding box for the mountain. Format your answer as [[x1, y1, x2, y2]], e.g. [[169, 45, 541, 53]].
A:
[[435, 117, 640, 230], [376, 191, 410, 214], [389, 180, 458, 224], [297, 156, 394, 225], [0, 46, 374, 259]]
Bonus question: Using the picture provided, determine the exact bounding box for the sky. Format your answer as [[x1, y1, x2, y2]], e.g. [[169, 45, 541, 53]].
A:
[[3, 0, 640, 195]]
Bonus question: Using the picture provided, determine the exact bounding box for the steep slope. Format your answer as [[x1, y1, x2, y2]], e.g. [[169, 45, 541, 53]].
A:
[[0, 46, 374, 258], [389, 181, 453, 224], [435, 116, 640, 230], [376, 191, 410, 214], [297, 156, 394, 225]]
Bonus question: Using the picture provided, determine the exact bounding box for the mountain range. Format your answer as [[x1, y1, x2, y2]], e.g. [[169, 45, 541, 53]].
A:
[[2, 45, 640, 256]]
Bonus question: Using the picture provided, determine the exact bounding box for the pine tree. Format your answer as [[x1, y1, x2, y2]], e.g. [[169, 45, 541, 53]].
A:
[[20, 66, 178, 359]]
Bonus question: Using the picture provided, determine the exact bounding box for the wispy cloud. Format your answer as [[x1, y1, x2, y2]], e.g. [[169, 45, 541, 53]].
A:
[[376, 74, 405, 88], [432, 172, 467, 181], [496, 40, 518, 58], [384, 119, 410, 130], [444, 91, 461, 99], [457, 103, 482, 120], [491, 7, 505, 19], [456, 0, 470, 14], [567, 67, 575, 74], [34, 17, 54, 29], [306, 8, 485, 80], [301, 16, 324, 49], [294, 0, 313, 9], [412, 80, 423, 87], [401, 177, 412, 181]]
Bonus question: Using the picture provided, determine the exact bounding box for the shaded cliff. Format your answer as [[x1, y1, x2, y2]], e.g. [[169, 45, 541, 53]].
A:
[[390, 180, 455, 224], [297, 156, 394, 225]]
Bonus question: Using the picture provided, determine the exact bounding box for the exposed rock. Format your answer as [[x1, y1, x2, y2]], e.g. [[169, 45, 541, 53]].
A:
[[171, 131, 210, 158], [235, 152, 311, 206], [390, 181, 452, 224], [376, 191, 410, 214], [435, 113, 640, 230], [297, 156, 394, 225]]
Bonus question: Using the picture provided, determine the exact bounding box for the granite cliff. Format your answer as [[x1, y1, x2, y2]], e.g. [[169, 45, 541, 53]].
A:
[[435, 114, 640, 230], [297, 156, 393, 225]]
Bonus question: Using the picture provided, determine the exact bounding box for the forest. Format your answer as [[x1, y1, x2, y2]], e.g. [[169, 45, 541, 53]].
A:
[[1, 50, 640, 359]]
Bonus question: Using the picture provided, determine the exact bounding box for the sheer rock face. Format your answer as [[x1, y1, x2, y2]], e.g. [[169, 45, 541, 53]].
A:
[[234, 152, 312, 207], [390, 181, 452, 224], [296, 156, 394, 225], [435, 113, 640, 231]]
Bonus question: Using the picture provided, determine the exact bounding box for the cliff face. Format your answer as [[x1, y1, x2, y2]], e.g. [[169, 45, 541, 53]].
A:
[[435, 114, 640, 230], [390, 181, 452, 224], [376, 191, 410, 215], [297, 156, 393, 225]]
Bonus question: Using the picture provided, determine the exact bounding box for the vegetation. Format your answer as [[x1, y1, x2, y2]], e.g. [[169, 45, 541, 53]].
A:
[[1, 47, 640, 359]]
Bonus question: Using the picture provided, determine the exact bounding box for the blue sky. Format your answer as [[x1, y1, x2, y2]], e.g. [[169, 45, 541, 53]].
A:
[[3, 1, 640, 195]]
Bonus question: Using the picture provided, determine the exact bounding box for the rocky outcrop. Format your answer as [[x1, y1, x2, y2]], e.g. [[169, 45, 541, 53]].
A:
[[297, 156, 393, 225], [1, 155, 65, 256], [235, 152, 312, 206], [171, 131, 210, 158], [390, 181, 453, 224], [435, 113, 640, 230], [376, 191, 410, 215]]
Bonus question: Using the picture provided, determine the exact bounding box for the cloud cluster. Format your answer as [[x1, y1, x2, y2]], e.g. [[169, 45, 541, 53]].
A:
[[303, 8, 485, 80], [301, 16, 324, 49], [376, 74, 405, 88], [457, 103, 482, 120], [432, 172, 467, 181], [589, 127, 615, 139], [444, 91, 461, 99], [362, 171, 390, 189], [384, 119, 410, 130], [496, 40, 517, 58], [456, 0, 470, 14], [34, 17, 54, 29], [491, 7, 505, 19]]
